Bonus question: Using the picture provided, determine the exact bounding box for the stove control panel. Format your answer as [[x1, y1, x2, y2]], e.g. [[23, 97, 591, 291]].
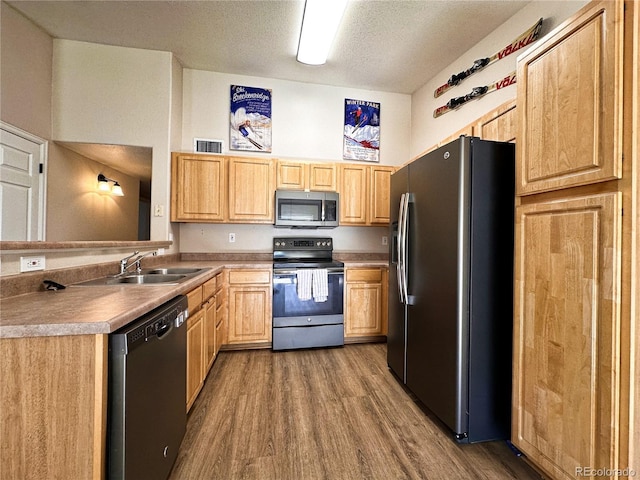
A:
[[273, 237, 332, 250]]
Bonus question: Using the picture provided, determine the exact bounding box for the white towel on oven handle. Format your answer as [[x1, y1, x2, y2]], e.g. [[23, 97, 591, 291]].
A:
[[312, 269, 328, 302], [296, 269, 313, 301]]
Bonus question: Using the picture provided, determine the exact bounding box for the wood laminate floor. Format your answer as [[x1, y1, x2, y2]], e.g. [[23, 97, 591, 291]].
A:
[[169, 343, 543, 480]]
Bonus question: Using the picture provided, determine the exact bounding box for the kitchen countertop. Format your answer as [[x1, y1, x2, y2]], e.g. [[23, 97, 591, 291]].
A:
[[0, 261, 265, 339], [0, 259, 389, 339]]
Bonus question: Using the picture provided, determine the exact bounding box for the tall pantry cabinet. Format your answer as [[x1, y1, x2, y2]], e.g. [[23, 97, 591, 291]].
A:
[[512, 1, 638, 479]]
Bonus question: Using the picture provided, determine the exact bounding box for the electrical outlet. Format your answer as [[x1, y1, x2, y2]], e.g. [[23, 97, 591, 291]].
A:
[[154, 204, 164, 217], [229, 233, 236, 243], [382, 236, 388, 246], [20, 256, 45, 272]]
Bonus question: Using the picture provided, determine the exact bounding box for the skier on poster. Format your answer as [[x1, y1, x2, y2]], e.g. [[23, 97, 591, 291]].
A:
[[343, 99, 380, 162]]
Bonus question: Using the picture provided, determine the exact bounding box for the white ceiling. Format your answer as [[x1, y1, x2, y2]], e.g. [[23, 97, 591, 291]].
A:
[[7, 0, 530, 95]]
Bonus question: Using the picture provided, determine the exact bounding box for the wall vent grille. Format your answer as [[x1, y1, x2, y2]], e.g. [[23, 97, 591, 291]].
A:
[[194, 138, 223, 154]]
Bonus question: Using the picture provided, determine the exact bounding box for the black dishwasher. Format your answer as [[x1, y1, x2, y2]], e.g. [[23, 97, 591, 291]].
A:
[[108, 295, 188, 480]]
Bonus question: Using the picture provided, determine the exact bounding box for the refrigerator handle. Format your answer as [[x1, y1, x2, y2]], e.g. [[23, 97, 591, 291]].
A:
[[397, 193, 406, 303], [400, 193, 411, 304]]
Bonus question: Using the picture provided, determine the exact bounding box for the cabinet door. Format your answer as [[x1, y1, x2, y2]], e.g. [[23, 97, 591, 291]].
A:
[[339, 164, 368, 224], [186, 309, 205, 411], [227, 286, 272, 344], [309, 163, 337, 191], [276, 160, 307, 190], [228, 157, 275, 222], [171, 153, 226, 221], [476, 100, 517, 143], [512, 192, 622, 479], [203, 297, 216, 372], [516, 1, 623, 195], [345, 268, 383, 337], [368, 166, 394, 224]]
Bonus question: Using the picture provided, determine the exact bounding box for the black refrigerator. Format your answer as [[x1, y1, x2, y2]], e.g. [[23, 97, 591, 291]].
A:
[[388, 136, 514, 443]]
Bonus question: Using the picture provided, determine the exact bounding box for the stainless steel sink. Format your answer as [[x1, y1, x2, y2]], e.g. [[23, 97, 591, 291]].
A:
[[110, 274, 187, 284], [71, 266, 211, 286], [141, 267, 206, 275]]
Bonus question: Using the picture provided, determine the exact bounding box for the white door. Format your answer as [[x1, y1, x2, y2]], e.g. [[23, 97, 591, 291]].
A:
[[0, 123, 46, 241]]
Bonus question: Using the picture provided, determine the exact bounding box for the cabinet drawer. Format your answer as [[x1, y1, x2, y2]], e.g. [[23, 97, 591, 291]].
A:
[[186, 286, 203, 313], [202, 277, 217, 300], [228, 269, 271, 285], [346, 268, 382, 283]]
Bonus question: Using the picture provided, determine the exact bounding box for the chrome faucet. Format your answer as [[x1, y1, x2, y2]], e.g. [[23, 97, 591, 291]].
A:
[[119, 250, 157, 275], [131, 251, 157, 274], [119, 251, 139, 275]]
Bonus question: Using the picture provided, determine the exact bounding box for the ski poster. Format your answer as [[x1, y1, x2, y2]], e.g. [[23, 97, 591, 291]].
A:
[[343, 99, 380, 162], [230, 85, 272, 152]]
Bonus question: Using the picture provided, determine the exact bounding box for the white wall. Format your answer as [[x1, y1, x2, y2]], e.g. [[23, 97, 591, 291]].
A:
[[52, 40, 179, 244], [181, 69, 411, 166], [0, 2, 52, 140], [410, 0, 589, 157]]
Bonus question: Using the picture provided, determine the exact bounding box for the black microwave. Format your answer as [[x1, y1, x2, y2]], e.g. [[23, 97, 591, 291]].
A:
[[274, 190, 339, 228]]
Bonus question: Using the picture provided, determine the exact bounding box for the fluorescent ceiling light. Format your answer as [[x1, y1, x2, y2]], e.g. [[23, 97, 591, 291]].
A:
[[297, 0, 348, 65]]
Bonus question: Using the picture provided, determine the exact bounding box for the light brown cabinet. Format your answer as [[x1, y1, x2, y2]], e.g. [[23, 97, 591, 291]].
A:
[[276, 160, 337, 191], [171, 153, 275, 224], [202, 277, 217, 372], [227, 269, 272, 345], [339, 164, 394, 225], [512, 1, 637, 478], [228, 156, 275, 223], [513, 192, 622, 478], [515, 1, 623, 196], [215, 271, 228, 353], [171, 152, 226, 222], [0, 334, 108, 480], [475, 99, 516, 143], [186, 307, 205, 412], [344, 267, 388, 339], [185, 274, 221, 412]]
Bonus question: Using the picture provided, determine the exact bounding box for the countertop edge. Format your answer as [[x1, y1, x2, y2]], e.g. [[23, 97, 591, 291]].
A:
[[0, 259, 389, 339]]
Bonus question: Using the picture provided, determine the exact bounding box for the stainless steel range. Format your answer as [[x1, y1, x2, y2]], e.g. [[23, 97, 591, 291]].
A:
[[272, 237, 344, 351]]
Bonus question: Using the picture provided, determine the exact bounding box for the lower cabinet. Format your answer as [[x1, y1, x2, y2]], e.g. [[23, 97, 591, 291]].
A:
[[227, 269, 272, 345], [344, 267, 388, 339], [186, 308, 205, 412], [215, 272, 228, 353]]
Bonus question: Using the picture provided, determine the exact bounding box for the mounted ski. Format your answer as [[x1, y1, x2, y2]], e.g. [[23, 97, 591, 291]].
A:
[[433, 18, 543, 98], [433, 70, 516, 118]]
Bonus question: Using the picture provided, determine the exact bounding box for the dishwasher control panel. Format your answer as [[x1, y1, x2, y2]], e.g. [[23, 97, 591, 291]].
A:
[[115, 295, 189, 352]]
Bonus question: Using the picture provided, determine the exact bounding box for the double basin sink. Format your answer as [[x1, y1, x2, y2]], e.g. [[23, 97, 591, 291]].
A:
[[73, 267, 209, 286]]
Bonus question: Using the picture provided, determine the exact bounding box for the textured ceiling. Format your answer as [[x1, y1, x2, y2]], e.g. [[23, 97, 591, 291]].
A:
[[7, 0, 530, 95]]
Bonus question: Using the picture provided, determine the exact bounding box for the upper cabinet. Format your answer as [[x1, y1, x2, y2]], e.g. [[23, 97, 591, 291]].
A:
[[171, 153, 226, 222], [475, 100, 517, 143], [516, 1, 624, 195], [228, 156, 276, 223], [339, 163, 394, 226], [171, 153, 393, 226], [276, 160, 337, 192]]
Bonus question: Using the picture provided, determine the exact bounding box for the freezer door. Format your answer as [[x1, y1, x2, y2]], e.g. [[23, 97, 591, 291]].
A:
[[405, 138, 470, 437], [387, 166, 409, 382]]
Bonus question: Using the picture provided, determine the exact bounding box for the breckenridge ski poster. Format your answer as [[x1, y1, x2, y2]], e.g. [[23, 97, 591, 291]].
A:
[[230, 85, 272, 152], [343, 99, 380, 162]]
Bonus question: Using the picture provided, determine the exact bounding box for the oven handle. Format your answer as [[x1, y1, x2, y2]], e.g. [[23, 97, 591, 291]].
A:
[[273, 269, 344, 276]]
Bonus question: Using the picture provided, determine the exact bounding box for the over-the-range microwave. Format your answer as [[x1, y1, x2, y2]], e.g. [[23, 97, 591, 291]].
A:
[[274, 190, 339, 228]]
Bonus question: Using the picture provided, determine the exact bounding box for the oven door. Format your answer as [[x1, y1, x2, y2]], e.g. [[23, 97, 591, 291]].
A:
[[272, 269, 343, 320]]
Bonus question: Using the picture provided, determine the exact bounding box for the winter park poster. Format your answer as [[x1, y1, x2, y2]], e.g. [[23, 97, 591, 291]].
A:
[[343, 99, 380, 162], [230, 85, 272, 152]]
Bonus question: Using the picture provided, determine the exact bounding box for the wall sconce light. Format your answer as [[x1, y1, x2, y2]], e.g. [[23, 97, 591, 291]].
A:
[[97, 173, 124, 196], [296, 0, 348, 65]]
